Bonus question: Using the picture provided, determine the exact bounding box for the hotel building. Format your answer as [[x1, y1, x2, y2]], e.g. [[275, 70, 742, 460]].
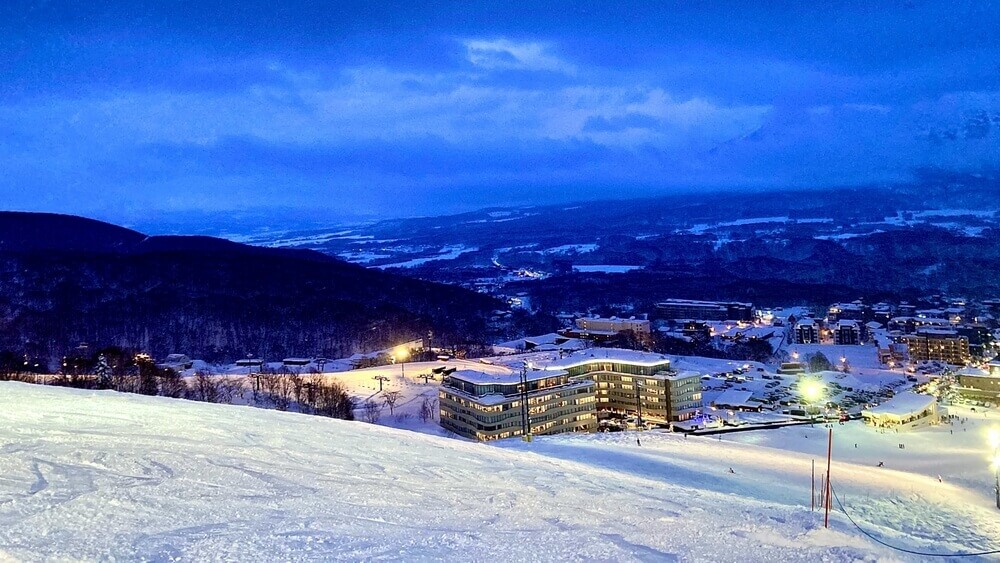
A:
[[543, 350, 703, 423], [897, 328, 970, 365], [438, 349, 705, 440], [438, 369, 597, 441]]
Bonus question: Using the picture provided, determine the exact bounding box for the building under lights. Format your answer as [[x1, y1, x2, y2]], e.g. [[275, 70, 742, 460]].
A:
[[438, 349, 704, 441], [542, 349, 703, 424], [861, 392, 940, 430], [438, 369, 597, 441], [897, 328, 971, 365]]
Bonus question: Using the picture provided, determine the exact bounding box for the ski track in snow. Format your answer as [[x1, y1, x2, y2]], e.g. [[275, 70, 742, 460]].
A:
[[0, 382, 997, 562]]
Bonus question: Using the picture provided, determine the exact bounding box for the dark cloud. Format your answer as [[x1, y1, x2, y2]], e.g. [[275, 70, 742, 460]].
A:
[[0, 1, 998, 217]]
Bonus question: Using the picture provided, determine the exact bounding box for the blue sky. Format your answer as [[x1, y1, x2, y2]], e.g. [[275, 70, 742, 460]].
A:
[[2, 1, 999, 221]]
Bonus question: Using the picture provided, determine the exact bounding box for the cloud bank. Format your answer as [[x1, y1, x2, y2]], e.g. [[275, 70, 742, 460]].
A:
[[1, 1, 998, 219]]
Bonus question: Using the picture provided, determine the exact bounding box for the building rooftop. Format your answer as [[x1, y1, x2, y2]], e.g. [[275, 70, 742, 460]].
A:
[[657, 299, 752, 307], [864, 392, 935, 417], [915, 327, 960, 337], [446, 368, 567, 385], [541, 348, 673, 370], [712, 389, 755, 408]]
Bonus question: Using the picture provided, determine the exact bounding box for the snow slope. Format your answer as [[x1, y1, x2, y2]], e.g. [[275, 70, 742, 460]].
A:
[[0, 382, 997, 561]]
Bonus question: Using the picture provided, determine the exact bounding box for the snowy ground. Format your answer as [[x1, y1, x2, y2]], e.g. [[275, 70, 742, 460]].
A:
[[727, 404, 1000, 504], [316, 359, 510, 436], [2, 382, 999, 561]]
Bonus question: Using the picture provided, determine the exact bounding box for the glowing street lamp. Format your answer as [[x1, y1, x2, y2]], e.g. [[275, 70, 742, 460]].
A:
[[392, 346, 410, 379], [791, 350, 800, 361], [801, 378, 825, 417]]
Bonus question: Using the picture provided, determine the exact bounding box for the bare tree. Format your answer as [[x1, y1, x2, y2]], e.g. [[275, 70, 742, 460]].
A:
[[313, 380, 355, 420], [260, 372, 293, 410], [216, 376, 246, 404], [189, 370, 220, 402], [382, 390, 402, 416], [362, 399, 382, 423], [289, 371, 305, 405], [418, 396, 435, 423], [135, 356, 159, 396], [158, 368, 187, 398]]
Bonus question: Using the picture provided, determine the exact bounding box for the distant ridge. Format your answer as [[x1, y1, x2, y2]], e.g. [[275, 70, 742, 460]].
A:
[[0, 211, 527, 364], [0, 211, 145, 252]]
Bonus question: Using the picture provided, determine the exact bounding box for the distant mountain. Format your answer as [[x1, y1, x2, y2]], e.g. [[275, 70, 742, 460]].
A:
[[0, 212, 531, 365], [0, 211, 146, 253]]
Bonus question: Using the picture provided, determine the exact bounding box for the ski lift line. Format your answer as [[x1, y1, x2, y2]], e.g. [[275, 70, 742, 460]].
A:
[[829, 481, 1000, 557]]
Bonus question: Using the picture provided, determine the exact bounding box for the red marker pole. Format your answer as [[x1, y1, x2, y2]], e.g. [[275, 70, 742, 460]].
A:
[[824, 428, 833, 528]]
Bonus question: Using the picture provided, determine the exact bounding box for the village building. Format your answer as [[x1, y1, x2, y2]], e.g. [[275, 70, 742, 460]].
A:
[[861, 392, 940, 430], [438, 368, 598, 441], [542, 349, 703, 423]]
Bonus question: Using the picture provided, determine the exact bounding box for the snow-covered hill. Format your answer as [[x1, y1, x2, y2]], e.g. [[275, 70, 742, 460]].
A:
[[1, 382, 997, 561]]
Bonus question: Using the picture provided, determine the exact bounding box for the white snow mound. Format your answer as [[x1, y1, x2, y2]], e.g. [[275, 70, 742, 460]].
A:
[[0, 382, 996, 562]]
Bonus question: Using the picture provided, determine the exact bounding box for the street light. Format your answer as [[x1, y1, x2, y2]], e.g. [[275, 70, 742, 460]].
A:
[[393, 346, 410, 380], [801, 378, 825, 417]]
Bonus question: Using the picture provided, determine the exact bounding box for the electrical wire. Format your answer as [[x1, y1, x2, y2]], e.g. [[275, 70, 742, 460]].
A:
[[829, 480, 1000, 557]]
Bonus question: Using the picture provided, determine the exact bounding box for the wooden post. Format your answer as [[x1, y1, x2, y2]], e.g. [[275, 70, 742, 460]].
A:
[[811, 459, 815, 511]]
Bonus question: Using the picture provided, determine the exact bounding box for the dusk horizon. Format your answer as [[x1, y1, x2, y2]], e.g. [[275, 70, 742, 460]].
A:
[[3, 1, 999, 220]]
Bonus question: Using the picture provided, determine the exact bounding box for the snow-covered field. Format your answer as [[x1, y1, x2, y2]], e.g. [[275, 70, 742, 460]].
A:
[[571, 265, 642, 273], [2, 382, 1000, 561]]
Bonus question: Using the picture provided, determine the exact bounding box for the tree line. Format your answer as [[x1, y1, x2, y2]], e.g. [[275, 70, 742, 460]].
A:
[[0, 347, 355, 421]]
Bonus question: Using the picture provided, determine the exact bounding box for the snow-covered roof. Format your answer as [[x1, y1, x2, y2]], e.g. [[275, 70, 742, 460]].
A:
[[956, 366, 989, 376], [447, 368, 566, 385], [542, 348, 672, 370], [916, 327, 960, 337], [864, 392, 936, 417], [657, 298, 752, 307], [713, 389, 755, 408], [496, 332, 587, 351]]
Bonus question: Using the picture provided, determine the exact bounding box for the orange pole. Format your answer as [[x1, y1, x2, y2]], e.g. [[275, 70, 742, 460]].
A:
[[824, 428, 833, 528]]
